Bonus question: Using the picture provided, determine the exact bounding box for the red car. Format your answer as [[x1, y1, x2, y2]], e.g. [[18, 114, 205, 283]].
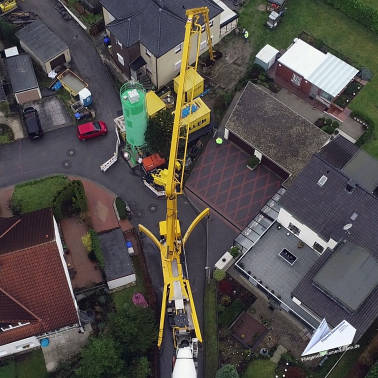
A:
[[77, 121, 107, 140]]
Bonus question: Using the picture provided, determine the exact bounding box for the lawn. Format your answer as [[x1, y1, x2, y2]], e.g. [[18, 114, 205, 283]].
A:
[[204, 280, 218, 378], [239, 0, 378, 157], [0, 350, 47, 378], [112, 256, 146, 311], [242, 359, 277, 378], [11, 175, 69, 214]]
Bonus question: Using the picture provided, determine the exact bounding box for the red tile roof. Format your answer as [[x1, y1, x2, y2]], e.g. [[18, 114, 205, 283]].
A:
[[0, 210, 79, 346], [0, 208, 54, 254]]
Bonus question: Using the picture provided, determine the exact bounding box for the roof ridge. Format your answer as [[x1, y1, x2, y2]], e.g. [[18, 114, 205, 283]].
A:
[[0, 287, 41, 323]]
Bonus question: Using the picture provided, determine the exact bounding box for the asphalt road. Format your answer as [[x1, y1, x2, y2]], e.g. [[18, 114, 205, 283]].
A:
[[2, 1, 238, 376]]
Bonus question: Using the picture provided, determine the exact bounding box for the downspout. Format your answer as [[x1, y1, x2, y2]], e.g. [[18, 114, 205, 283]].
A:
[[155, 55, 159, 89]]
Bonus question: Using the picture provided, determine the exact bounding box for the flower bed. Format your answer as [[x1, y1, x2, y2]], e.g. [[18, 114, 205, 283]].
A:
[[334, 80, 363, 108]]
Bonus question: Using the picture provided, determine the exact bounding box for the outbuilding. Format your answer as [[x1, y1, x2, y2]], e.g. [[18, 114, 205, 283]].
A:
[[255, 44, 279, 71], [98, 228, 136, 290], [16, 20, 71, 74], [6, 54, 41, 104]]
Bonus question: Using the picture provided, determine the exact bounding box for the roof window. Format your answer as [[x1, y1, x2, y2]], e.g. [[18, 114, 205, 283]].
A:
[[350, 212, 358, 221], [317, 175, 327, 187]]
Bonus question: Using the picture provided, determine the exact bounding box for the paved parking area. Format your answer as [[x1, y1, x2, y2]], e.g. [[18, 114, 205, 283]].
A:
[[186, 141, 282, 230], [28, 96, 72, 132]]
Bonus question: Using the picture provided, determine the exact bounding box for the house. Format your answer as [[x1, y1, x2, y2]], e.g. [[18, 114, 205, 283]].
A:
[[15, 20, 71, 75], [0, 208, 80, 357], [98, 228, 136, 290], [276, 38, 358, 107], [6, 54, 41, 104], [235, 136, 378, 342], [223, 82, 330, 187], [100, 0, 236, 88]]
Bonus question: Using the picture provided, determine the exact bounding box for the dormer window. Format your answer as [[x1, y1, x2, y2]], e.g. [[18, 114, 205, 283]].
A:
[[317, 175, 327, 187]]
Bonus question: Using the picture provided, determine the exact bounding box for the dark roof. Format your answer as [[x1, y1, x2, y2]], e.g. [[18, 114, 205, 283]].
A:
[[0, 208, 55, 254], [15, 20, 68, 63], [318, 136, 358, 169], [130, 55, 147, 71], [101, 0, 223, 57], [0, 210, 78, 345], [6, 54, 39, 93], [279, 155, 378, 257], [313, 243, 378, 312], [224, 82, 329, 186], [342, 149, 378, 193], [98, 228, 134, 281], [292, 248, 378, 341]]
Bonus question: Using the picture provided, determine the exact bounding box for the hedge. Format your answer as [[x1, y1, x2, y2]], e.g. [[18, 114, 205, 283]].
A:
[[89, 229, 105, 269], [321, 0, 378, 35], [115, 197, 128, 220], [351, 111, 375, 146]]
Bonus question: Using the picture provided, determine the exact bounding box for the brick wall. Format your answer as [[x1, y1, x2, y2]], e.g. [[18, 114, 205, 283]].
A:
[[276, 63, 312, 96]]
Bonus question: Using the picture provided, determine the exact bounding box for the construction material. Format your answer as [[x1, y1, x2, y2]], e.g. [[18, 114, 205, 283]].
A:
[[100, 127, 120, 172]]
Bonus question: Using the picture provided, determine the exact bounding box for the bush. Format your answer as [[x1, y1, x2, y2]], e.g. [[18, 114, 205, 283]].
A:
[[81, 232, 92, 252], [221, 295, 231, 306], [247, 156, 260, 170], [229, 246, 241, 258], [0, 20, 18, 48], [352, 111, 375, 146], [366, 361, 378, 377], [115, 197, 128, 220], [213, 268, 226, 282], [216, 364, 239, 378], [89, 229, 105, 269]]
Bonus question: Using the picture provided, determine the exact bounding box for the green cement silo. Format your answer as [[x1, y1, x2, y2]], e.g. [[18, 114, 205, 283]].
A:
[[120, 82, 147, 147]]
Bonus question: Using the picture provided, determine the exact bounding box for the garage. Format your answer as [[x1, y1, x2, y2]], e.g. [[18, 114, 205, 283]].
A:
[[16, 20, 71, 74]]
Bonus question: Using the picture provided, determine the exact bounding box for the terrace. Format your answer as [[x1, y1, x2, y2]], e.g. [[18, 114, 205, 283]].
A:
[[236, 224, 321, 329]]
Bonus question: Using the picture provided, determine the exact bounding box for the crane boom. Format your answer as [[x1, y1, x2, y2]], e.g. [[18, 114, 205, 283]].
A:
[[138, 7, 213, 375]]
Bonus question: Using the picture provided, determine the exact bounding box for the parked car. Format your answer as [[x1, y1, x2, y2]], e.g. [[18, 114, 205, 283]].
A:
[[23, 107, 43, 140], [77, 121, 107, 140]]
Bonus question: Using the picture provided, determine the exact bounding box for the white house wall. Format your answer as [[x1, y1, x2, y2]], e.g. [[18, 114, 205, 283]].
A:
[[0, 336, 39, 357], [108, 274, 136, 291], [277, 208, 337, 251]]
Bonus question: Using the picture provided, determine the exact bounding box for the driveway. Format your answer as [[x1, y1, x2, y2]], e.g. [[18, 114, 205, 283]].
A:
[[186, 140, 283, 230]]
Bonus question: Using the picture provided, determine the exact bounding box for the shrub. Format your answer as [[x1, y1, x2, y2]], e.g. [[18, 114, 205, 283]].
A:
[[218, 279, 233, 295], [366, 361, 378, 377], [221, 295, 231, 306], [352, 111, 375, 146], [213, 268, 226, 282], [247, 156, 260, 170], [229, 246, 241, 258], [216, 364, 239, 378], [89, 229, 105, 269], [72, 180, 88, 213], [115, 197, 128, 220], [219, 298, 245, 328], [81, 232, 92, 252]]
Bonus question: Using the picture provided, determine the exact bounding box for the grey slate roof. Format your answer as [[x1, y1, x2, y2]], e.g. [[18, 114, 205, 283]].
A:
[[342, 149, 378, 193], [279, 155, 378, 257], [292, 247, 378, 341], [98, 229, 134, 281], [15, 20, 68, 63], [6, 54, 38, 93], [224, 82, 329, 186], [313, 243, 378, 312], [100, 0, 223, 57], [318, 135, 358, 169]]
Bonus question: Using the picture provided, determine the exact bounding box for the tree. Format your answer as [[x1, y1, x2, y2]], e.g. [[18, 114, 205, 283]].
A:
[[75, 337, 124, 378], [110, 303, 157, 358], [216, 364, 239, 378], [145, 109, 174, 159], [127, 356, 151, 378]]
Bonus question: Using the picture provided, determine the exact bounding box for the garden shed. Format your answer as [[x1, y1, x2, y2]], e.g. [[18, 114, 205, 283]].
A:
[[6, 54, 41, 104], [98, 228, 136, 290], [16, 20, 71, 74], [255, 44, 279, 71]]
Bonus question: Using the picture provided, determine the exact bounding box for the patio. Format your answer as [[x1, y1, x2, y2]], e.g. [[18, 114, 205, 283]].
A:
[[186, 141, 282, 230]]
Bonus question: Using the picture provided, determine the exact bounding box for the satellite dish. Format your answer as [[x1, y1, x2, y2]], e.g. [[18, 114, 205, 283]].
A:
[[343, 224, 353, 231]]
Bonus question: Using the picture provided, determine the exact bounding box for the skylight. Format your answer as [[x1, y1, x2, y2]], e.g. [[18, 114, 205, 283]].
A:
[[317, 175, 327, 187]]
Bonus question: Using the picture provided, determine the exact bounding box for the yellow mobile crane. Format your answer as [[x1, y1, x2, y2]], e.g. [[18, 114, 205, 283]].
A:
[[138, 7, 214, 378]]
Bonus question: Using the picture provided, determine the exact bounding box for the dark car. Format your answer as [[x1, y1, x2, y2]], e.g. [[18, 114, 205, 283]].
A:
[[23, 107, 43, 140], [77, 121, 107, 140]]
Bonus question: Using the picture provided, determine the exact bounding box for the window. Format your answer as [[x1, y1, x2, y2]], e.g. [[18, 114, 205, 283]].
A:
[[313, 242, 324, 253], [116, 39, 122, 48], [117, 53, 124, 66], [174, 43, 182, 53], [288, 223, 300, 235], [291, 73, 302, 86], [145, 48, 152, 57]]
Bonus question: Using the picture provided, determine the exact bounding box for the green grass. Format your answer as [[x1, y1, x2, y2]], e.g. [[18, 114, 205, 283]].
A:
[[242, 359, 277, 378], [361, 0, 378, 11], [112, 256, 146, 312], [0, 350, 47, 378], [204, 280, 218, 378], [11, 175, 69, 214], [239, 0, 378, 157]]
